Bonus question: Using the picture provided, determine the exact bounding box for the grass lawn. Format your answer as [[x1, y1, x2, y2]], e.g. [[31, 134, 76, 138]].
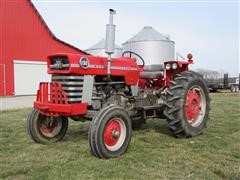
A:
[[0, 93, 239, 179]]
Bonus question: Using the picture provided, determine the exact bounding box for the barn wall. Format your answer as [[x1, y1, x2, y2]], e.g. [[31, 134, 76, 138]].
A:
[[0, 0, 85, 96]]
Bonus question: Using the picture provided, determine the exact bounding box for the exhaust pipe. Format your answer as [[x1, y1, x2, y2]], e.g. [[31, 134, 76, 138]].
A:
[[105, 9, 116, 79]]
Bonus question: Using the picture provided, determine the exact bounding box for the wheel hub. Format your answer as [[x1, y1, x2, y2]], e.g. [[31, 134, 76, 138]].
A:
[[112, 130, 120, 138], [185, 89, 201, 121], [104, 120, 121, 146], [39, 117, 62, 137], [41, 118, 57, 133]]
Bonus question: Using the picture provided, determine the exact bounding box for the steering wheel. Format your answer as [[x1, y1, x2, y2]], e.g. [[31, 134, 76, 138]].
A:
[[122, 51, 145, 68]]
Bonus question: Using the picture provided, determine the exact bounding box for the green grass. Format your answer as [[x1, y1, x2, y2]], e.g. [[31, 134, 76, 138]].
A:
[[0, 93, 239, 179]]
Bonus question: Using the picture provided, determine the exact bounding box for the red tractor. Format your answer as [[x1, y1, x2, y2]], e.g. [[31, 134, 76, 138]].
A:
[[27, 9, 210, 159]]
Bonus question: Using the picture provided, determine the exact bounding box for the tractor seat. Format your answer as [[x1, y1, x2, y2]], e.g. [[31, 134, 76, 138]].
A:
[[140, 64, 163, 79], [143, 64, 164, 72]]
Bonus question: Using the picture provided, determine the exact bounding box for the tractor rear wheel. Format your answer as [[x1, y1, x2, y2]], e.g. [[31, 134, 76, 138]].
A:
[[27, 109, 68, 143], [88, 105, 132, 159], [164, 71, 210, 137]]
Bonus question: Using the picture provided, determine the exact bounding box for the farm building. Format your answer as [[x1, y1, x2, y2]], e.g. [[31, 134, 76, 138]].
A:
[[0, 0, 86, 96]]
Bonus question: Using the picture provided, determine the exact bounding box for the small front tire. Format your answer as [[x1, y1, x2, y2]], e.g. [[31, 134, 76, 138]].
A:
[[88, 105, 132, 159], [27, 109, 68, 143]]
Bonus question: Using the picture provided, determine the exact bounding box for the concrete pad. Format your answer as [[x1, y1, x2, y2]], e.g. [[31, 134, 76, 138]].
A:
[[0, 96, 36, 111]]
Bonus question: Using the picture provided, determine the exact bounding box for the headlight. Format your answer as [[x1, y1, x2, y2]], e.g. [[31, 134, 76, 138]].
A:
[[50, 56, 69, 70], [172, 63, 178, 70], [166, 63, 171, 70]]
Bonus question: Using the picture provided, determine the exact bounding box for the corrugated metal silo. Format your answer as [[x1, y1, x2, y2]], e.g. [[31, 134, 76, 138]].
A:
[[122, 26, 175, 65], [85, 39, 123, 58]]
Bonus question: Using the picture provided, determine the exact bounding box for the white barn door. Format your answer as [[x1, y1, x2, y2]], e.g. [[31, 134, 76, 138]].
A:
[[14, 60, 51, 96]]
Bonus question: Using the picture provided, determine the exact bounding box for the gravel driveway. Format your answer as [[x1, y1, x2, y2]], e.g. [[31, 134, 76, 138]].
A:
[[0, 96, 35, 111]]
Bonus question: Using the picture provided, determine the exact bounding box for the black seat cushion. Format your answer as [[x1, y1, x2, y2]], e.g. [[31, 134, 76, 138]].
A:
[[140, 64, 163, 78], [140, 71, 162, 79], [143, 64, 163, 72]]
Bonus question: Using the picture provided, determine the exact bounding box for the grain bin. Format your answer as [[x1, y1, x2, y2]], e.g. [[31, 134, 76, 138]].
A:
[[122, 26, 175, 65], [85, 39, 123, 58]]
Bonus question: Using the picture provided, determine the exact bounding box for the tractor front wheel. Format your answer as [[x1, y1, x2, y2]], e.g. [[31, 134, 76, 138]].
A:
[[27, 109, 68, 143], [88, 105, 132, 159], [164, 71, 210, 137]]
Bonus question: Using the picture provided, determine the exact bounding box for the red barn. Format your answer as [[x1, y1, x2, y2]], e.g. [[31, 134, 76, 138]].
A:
[[0, 0, 86, 96]]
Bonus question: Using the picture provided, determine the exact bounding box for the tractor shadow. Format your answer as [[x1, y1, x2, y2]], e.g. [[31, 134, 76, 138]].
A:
[[64, 122, 90, 142], [65, 118, 172, 143], [137, 118, 172, 137]]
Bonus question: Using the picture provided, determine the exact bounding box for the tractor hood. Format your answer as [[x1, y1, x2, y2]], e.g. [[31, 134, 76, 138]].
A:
[[47, 53, 140, 85]]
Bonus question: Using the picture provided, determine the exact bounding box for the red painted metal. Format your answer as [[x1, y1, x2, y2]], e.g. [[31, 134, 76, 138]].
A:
[[47, 54, 140, 86], [35, 53, 193, 116], [34, 82, 87, 116], [0, 0, 87, 96], [185, 90, 201, 121], [164, 60, 193, 87], [104, 120, 121, 146], [138, 78, 165, 90]]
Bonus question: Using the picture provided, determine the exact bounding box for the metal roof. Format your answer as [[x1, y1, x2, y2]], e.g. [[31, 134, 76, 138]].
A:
[[86, 39, 122, 51], [122, 26, 174, 45]]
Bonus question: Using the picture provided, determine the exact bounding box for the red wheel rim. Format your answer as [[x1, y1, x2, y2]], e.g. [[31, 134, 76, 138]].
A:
[[39, 116, 62, 138], [185, 90, 201, 121], [103, 118, 126, 151], [185, 86, 206, 127], [104, 119, 121, 147], [40, 120, 57, 133]]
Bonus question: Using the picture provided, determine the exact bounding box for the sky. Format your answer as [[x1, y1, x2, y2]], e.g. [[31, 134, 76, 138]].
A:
[[32, 0, 239, 77]]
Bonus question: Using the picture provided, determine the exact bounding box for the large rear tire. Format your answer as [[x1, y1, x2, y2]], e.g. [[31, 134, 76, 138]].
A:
[[164, 71, 210, 137], [27, 109, 68, 143], [88, 105, 132, 159]]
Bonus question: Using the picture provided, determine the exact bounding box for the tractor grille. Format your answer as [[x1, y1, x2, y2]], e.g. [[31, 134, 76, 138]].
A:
[[51, 75, 83, 103]]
